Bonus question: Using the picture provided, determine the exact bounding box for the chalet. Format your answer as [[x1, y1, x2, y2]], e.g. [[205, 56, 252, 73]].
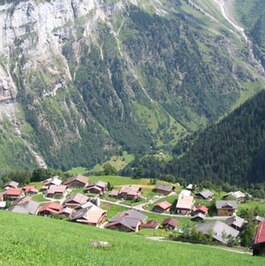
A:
[[13, 195, 33, 206], [253, 221, 265, 256], [191, 213, 205, 222], [223, 191, 246, 203], [142, 220, 160, 229], [118, 185, 142, 200], [153, 183, 175, 195], [194, 205, 208, 215], [63, 193, 89, 208], [162, 218, 179, 230], [23, 185, 38, 195], [41, 176, 62, 191], [64, 175, 88, 188], [176, 195, 194, 215], [226, 215, 246, 231], [38, 202, 63, 216], [3, 181, 19, 190], [253, 216, 265, 225], [196, 190, 214, 200], [47, 185, 67, 198], [153, 201, 172, 213], [70, 204, 106, 226], [216, 200, 237, 216], [4, 188, 24, 201], [196, 221, 239, 244], [86, 181, 108, 194], [59, 207, 73, 217], [186, 184, 194, 191], [9, 199, 39, 215], [105, 209, 147, 232]]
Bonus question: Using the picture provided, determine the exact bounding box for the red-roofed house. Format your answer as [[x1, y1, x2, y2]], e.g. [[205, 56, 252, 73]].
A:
[[23, 185, 38, 195], [142, 220, 160, 229], [38, 202, 63, 216], [162, 218, 179, 230], [4, 188, 24, 201], [194, 205, 208, 215], [253, 221, 265, 256], [153, 201, 172, 213]]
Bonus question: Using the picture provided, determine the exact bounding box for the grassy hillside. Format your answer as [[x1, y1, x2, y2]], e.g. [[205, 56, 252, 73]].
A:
[[0, 211, 262, 265]]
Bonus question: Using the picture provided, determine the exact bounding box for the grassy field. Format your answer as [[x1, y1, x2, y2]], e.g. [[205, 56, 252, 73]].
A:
[[0, 211, 262, 265]]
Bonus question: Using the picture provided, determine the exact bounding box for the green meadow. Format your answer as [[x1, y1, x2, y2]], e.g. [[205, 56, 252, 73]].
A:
[[0, 211, 263, 266]]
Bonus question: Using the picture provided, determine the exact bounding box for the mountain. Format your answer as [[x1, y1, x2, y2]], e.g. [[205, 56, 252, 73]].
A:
[[167, 89, 265, 187], [0, 0, 264, 171]]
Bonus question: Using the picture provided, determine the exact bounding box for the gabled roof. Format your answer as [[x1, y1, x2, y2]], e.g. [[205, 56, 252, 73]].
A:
[[38, 202, 63, 213], [3, 181, 19, 189], [179, 190, 191, 197], [254, 221, 265, 245], [226, 216, 245, 228], [10, 200, 39, 215], [195, 205, 208, 214], [196, 190, 214, 199], [87, 181, 108, 189], [155, 201, 172, 210], [5, 188, 23, 196], [176, 195, 194, 210], [106, 209, 147, 230], [70, 204, 106, 224], [142, 220, 160, 229], [47, 185, 67, 195], [216, 200, 237, 209], [75, 201, 95, 210], [63, 193, 88, 205], [162, 218, 179, 227], [64, 175, 88, 186], [44, 176, 62, 186], [119, 185, 141, 196], [13, 195, 33, 206], [110, 190, 119, 197], [186, 184, 193, 190], [191, 213, 206, 220], [59, 207, 73, 216], [196, 221, 239, 244], [154, 183, 175, 192], [23, 185, 38, 193], [225, 191, 246, 199]]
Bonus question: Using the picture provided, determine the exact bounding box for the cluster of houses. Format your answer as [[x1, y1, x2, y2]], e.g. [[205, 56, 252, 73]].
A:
[[1, 178, 265, 254]]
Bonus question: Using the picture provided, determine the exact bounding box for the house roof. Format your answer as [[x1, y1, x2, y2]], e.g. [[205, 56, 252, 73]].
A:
[[162, 218, 179, 227], [226, 216, 245, 228], [87, 181, 108, 189], [176, 195, 194, 210], [47, 185, 67, 195], [191, 213, 206, 220], [216, 200, 237, 209], [196, 190, 214, 199], [75, 201, 95, 210], [154, 183, 175, 192], [226, 191, 246, 199], [155, 201, 172, 210], [10, 200, 39, 215], [44, 176, 62, 186], [142, 220, 160, 229], [59, 207, 74, 216], [186, 184, 193, 190], [3, 181, 19, 189], [23, 185, 38, 193], [110, 190, 119, 197], [196, 221, 239, 244], [64, 175, 88, 186], [63, 193, 88, 205], [106, 209, 147, 230], [119, 185, 141, 196], [253, 216, 265, 223], [38, 202, 63, 213], [70, 204, 106, 224], [13, 195, 33, 206], [195, 205, 208, 214], [254, 221, 265, 245], [179, 190, 192, 197], [5, 188, 23, 196]]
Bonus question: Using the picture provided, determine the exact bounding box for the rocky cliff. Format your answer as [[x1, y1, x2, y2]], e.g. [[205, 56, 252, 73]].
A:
[[0, 0, 264, 171]]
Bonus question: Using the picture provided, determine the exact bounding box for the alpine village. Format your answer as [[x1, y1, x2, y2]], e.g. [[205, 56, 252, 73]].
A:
[[0, 0, 265, 265]]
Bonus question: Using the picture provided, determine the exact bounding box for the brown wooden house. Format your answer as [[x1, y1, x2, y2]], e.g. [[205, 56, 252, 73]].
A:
[[64, 175, 88, 188], [216, 200, 237, 216], [153, 183, 175, 195]]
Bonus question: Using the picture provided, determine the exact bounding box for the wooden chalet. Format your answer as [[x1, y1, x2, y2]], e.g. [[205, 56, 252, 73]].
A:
[[64, 175, 88, 188], [162, 218, 179, 230], [153, 201, 172, 213], [153, 183, 175, 195], [216, 200, 237, 216]]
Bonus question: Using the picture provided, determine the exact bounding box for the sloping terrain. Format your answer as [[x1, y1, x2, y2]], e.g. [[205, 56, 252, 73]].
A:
[[0, 211, 263, 265], [0, 0, 264, 171]]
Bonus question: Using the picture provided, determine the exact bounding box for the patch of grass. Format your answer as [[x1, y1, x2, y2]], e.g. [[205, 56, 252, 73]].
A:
[[31, 193, 46, 202], [0, 211, 262, 265], [66, 167, 88, 175]]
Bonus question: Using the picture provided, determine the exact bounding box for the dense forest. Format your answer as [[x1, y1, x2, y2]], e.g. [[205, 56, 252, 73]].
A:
[[122, 90, 265, 196]]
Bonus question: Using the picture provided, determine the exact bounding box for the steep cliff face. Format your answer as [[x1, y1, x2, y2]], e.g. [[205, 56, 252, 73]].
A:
[[0, 0, 264, 171]]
